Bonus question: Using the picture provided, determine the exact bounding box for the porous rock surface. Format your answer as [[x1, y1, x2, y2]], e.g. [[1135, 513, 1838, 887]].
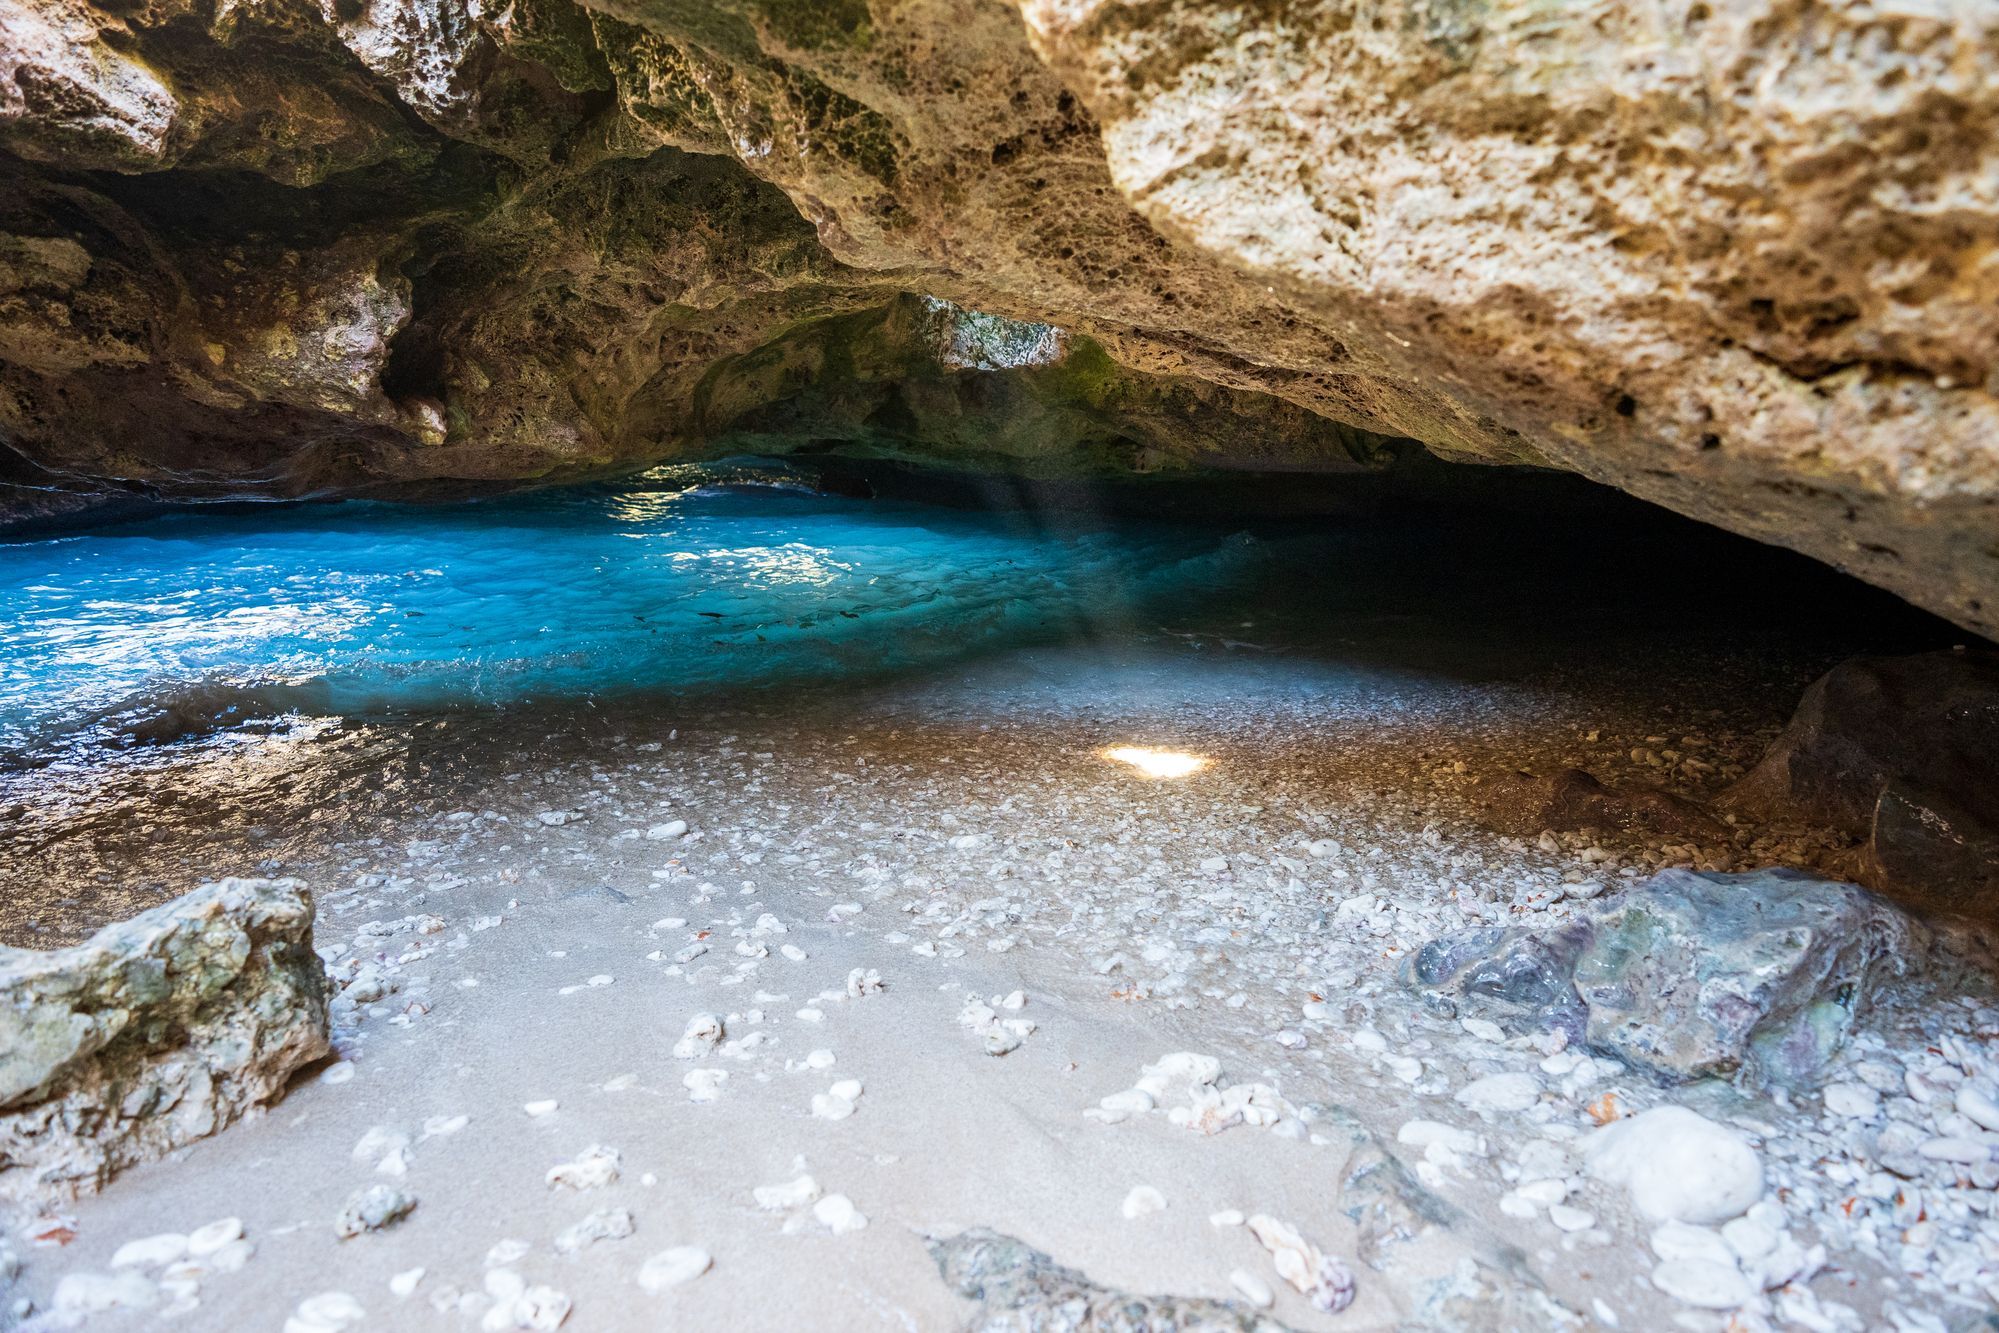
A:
[[2, 0, 1996, 636], [1407, 867, 1919, 1088], [0, 877, 329, 1206], [930, 1227, 1291, 1331]]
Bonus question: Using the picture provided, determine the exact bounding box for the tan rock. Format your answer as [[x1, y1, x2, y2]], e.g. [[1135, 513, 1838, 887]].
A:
[[0, 878, 330, 1206]]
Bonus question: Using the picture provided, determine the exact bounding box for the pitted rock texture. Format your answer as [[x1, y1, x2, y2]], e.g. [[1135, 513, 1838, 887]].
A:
[[1, 0, 1996, 636], [930, 1227, 1292, 1332], [1018, 0, 1999, 638], [1406, 868, 1920, 1088], [0, 877, 329, 1206]]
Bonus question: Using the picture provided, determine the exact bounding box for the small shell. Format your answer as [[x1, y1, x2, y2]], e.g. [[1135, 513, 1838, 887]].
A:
[[673, 1013, 724, 1060], [545, 1145, 621, 1190], [1120, 1186, 1167, 1219], [812, 1194, 868, 1234], [753, 1175, 821, 1212], [636, 1246, 711, 1293]]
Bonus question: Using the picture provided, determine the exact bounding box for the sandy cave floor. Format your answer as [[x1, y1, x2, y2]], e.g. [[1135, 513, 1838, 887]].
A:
[[5, 601, 1999, 1331]]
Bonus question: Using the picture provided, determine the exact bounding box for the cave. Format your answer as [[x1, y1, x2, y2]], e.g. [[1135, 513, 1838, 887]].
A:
[[3, 2, 1999, 1330]]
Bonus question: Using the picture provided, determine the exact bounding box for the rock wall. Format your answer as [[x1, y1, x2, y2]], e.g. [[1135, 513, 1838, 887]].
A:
[[1, 0, 1995, 636]]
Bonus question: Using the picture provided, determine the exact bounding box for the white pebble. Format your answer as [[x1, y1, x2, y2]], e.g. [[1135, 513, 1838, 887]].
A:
[[1454, 1072, 1540, 1113], [1650, 1259, 1753, 1310], [286, 1291, 365, 1332], [1548, 1205, 1595, 1233], [546, 1145, 621, 1190], [555, 1207, 635, 1255], [812, 1194, 868, 1234], [1120, 1186, 1167, 1219], [186, 1219, 243, 1258], [1647, 1223, 1743, 1271], [389, 1268, 425, 1299], [1957, 1083, 1999, 1133], [1822, 1082, 1879, 1119], [1229, 1268, 1275, 1308], [636, 1247, 712, 1293], [1721, 1217, 1778, 1264], [1583, 1106, 1763, 1224], [112, 1233, 188, 1268], [524, 1100, 559, 1117], [811, 1091, 856, 1121], [673, 1012, 724, 1060], [683, 1070, 729, 1103], [754, 1175, 821, 1211]]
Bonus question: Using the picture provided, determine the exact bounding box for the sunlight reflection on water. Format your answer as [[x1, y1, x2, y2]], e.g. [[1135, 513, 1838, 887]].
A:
[[0, 467, 1267, 755]]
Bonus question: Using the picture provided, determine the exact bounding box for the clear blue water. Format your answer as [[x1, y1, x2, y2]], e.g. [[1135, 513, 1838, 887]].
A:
[[0, 466, 1273, 757]]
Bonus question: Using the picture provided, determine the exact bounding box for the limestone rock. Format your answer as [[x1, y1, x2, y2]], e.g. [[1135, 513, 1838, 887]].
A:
[[1726, 651, 1999, 917], [0, 878, 330, 1205], [1406, 869, 1917, 1088], [927, 1226, 1289, 1331], [1583, 1107, 1764, 1226], [0, 0, 1992, 639], [1017, 0, 1999, 639]]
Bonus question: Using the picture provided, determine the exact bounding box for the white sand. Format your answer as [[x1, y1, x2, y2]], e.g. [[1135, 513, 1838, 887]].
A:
[[7, 635, 1994, 1330]]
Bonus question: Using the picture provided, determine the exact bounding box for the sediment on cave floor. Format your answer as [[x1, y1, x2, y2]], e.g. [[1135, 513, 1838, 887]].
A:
[[2, 457, 1997, 1332], [5, 0, 1999, 1328]]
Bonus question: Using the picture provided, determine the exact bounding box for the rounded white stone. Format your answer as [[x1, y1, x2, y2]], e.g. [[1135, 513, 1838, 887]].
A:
[[1454, 1072, 1540, 1113], [1548, 1205, 1595, 1233], [1650, 1259, 1753, 1310], [1229, 1268, 1275, 1308], [1121, 1186, 1167, 1219], [1957, 1083, 1999, 1133], [636, 1247, 711, 1293], [186, 1219, 243, 1258], [1821, 1082, 1880, 1119], [112, 1233, 188, 1269], [1583, 1106, 1763, 1225]]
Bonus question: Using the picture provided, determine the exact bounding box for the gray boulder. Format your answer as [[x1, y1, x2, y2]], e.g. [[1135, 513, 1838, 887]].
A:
[[929, 1227, 1290, 1332], [1724, 649, 1999, 918], [0, 878, 329, 1206], [1407, 869, 1917, 1088]]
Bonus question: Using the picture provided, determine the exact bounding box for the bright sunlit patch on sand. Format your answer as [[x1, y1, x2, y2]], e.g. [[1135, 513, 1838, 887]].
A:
[[1103, 745, 1209, 779]]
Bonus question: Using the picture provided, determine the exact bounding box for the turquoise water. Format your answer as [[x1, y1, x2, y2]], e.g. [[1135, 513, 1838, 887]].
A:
[[0, 466, 1270, 756]]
